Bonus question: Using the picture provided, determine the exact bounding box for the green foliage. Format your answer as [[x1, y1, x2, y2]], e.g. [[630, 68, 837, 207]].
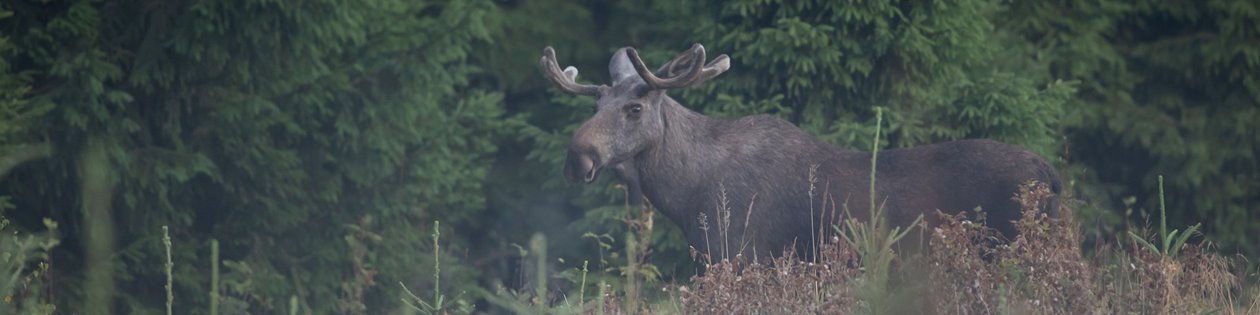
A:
[[0, 204, 58, 315], [1006, 0, 1260, 256], [2, 0, 505, 312], [402, 221, 472, 315], [0, 3, 54, 176], [1128, 176, 1202, 258], [677, 0, 1070, 155]]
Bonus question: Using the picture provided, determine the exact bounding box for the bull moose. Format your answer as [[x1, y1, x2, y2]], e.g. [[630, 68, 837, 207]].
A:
[[540, 43, 1062, 261]]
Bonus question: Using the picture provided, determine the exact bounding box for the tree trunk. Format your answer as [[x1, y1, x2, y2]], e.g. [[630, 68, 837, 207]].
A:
[[79, 138, 117, 313]]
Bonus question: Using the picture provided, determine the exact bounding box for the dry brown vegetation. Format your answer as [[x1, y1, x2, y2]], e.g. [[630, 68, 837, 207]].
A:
[[657, 182, 1257, 315], [481, 181, 1256, 315], [677, 240, 860, 314]]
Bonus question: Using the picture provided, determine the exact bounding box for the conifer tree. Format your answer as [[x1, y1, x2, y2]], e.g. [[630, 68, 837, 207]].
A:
[[1006, 0, 1260, 256], [1, 0, 505, 312]]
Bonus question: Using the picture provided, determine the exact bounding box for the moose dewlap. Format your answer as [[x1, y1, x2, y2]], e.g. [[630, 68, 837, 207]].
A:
[[540, 43, 1062, 260]]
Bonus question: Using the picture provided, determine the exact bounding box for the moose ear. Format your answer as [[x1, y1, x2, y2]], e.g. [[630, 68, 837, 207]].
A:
[[608, 47, 645, 84]]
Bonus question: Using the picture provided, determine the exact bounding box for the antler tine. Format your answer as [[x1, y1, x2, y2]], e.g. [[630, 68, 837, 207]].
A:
[[694, 54, 731, 83], [540, 46, 601, 96], [625, 47, 658, 87], [627, 44, 728, 90]]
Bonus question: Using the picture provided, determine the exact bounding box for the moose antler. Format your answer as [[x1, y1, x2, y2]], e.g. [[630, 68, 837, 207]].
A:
[[626, 43, 730, 90], [540, 46, 602, 96]]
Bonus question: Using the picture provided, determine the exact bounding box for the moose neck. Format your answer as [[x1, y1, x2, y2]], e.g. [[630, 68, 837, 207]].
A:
[[634, 95, 726, 225]]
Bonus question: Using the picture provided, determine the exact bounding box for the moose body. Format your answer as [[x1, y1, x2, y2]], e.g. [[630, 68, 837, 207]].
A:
[[541, 44, 1061, 260]]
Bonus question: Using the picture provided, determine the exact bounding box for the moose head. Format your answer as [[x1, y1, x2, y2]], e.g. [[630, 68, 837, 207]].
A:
[[541, 44, 729, 186]]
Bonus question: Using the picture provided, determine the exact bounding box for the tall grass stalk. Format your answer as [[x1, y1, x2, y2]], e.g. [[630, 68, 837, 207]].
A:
[[741, 193, 758, 260], [433, 221, 442, 308], [610, 194, 661, 313], [837, 107, 923, 313], [163, 226, 173, 315], [623, 232, 639, 312], [1128, 175, 1200, 258], [530, 233, 547, 305], [698, 212, 711, 262], [578, 260, 588, 307], [402, 220, 461, 314], [289, 295, 299, 315], [808, 164, 819, 262], [210, 239, 219, 315], [597, 281, 606, 315], [869, 108, 879, 215], [716, 183, 731, 260]]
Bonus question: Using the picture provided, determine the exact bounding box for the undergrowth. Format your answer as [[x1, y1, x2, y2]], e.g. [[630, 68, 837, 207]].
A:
[[2, 152, 1253, 315], [1, 184, 1253, 314], [382, 107, 1256, 314], [427, 177, 1255, 314], [414, 108, 1257, 314], [0, 209, 57, 315]]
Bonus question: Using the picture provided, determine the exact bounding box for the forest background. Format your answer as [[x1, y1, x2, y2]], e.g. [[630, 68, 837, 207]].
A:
[[0, 0, 1256, 313]]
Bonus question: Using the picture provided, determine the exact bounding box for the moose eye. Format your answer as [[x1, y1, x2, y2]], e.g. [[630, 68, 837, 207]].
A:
[[626, 103, 643, 114]]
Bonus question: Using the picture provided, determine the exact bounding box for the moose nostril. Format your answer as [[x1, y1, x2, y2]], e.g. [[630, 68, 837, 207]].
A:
[[564, 151, 604, 184], [587, 155, 601, 170], [576, 154, 602, 183], [584, 169, 597, 183]]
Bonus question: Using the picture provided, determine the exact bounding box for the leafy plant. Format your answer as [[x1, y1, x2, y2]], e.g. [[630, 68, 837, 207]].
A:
[[402, 221, 470, 315], [0, 206, 58, 315], [836, 107, 924, 313], [1128, 175, 1201, 258]]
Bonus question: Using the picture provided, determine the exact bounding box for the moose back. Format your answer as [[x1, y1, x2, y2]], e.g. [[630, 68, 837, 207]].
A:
[[539, 43, 1062, 260]]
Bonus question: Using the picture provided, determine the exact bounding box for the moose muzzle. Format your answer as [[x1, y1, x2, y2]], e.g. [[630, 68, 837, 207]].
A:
[[564, 150, 603, 183], [564, 119, 614, 184]]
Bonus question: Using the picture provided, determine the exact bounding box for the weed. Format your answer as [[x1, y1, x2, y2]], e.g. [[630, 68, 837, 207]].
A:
[[341, 215, 381, 315], [402, 220, 469, 314], [1128, 175, 1201, 259], [163, 226, 173, 315], [0, 213, 58, 315], [836, 106, 924, 314], [679, 239, 859, 313]]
